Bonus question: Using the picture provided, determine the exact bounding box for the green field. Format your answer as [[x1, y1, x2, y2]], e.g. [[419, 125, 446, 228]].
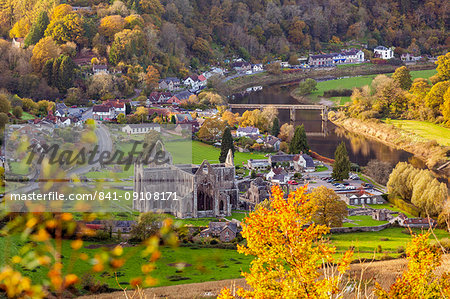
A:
[[343, 215, 388, 227], [9, 161, 30, 175], [387, 120, 450, 146], [1, 226, 447, 290], [307, 69, 437, 105], [191, 141, 267, 166], [329, 227, 449, 260]]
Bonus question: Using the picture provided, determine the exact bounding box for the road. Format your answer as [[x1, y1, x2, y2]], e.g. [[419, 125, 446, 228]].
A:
[[6, 122, 113, 195]]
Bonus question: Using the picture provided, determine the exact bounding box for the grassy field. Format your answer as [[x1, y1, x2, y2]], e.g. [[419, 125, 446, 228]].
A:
[[9, 161, 30, 175], [191, 141, 267, 166], [307, 69, 437, 105], [343, 215, 388, 227], [2, 226, 447, 291], [329, 227, 449, 260], [386, 120, 450, 146]]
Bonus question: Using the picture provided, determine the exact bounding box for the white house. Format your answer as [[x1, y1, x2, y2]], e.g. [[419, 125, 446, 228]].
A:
[[247, 159, 270, 170], [293, 154, 315, 172], [280, 61, 290, 68], [12, 37, 24, 48], [374, 46, 394, 60], [236, 126, 259, 137], [252, 64, 263, 72], [92, 64, 109, 74], [121, 124, 161, 134], [92, 105, 114, 120]]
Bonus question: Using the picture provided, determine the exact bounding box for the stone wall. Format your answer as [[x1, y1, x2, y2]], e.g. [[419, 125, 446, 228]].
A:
[[329, 223, 391, 234]]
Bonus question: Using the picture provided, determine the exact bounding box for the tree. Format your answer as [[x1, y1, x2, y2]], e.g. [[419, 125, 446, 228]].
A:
[[129, 212, 165, 241], [117, 113, 127, 124], [197, 117, 226, 141], [0, 113, 8, 128], [296, 79, 317, 96], [442, 87, 450, 125], [64, 88, 82, 106], [332, 142, 350, 181], [221, 110, 239, 127], [12, 106, 22, 119], [218, 185, 352, 298], [392, 66, 412, 90], [0, 93, 11, 114], [135, 106, 148, 122], [24, 11, 49, 47], [50, 4, 73, 20], [432, 52, 450, 83], [261, 105, 278, 124], [289, 124, 309, 154], [278, 123, 294, 142], [31, 37, 60, 72], [310, 186, 348, 227], [362, 160, 393, 185], [99, 15, 125, 40], [145, 65, 160, 90], [192, 37, 211, 60], [424, 81, 450, 110], [271, 117, 280, 136], [375, 233, 450, 298], [239, 109, 268, 131], [45, 13, 85, 44], [170, 115, 176, 124], [219, 127, 234, 163], [58, 55, 74, 92], [266, 62, 281, 75]]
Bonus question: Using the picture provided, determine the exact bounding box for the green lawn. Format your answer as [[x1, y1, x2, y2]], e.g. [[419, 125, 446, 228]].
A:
[[314, 165, 328, 172], [307, 69, 437, 105], [192, 141, 267, 166], [9, 161, 30, 175], [330, 227, 449, 260], [171, 211, 249, 227], [387, 120, 450, 146], [343, 215, 388, 227]]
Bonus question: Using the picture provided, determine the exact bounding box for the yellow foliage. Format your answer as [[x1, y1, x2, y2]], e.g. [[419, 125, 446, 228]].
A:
[[9, 18, 30, 38], [31, 36, 60, 72]]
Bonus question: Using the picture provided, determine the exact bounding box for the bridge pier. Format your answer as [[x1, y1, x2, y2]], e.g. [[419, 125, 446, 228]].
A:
[[321, 106, 328, 121], [290, 108, 295, 123]]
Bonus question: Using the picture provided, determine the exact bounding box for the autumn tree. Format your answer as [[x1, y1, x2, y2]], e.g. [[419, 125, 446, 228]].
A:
[[45, 13, 85, 44], [392, 66, 412, 90], [9, 18, 30, 38], [219, 185, 353, 298], [24, 11, 49, 47], [289, 124, 309, 154], [219, 127, 234, 163], [0, 93, 11, 114], [424, 81, 450, 110], [310, 186, 348, 227], [376, 233, 450, 298], [197, 117, 226, 142], [261, 105, 278, 124], [431, 52, 450, 83], [50, 4, 73, 20], [135, 106, 148, 122], [332, 142, 350, 181], [239, 109, 268, 131], [12, 106, 22, 119], [31, 36, 60, 72], [221, 110, 239, 127], [442, 87, 450, 125], [0, 112, 8, 127], [145, 65, 160, 90], [278, 123, 294, 142], [99, 15, 125, 40], [266, 62, 281, 75], [192, 37, 211, 60], [109, 29, 146, 65]]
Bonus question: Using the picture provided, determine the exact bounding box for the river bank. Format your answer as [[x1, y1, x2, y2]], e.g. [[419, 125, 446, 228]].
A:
[[330, 115, 450, 179], [226, 63, 435, 94]]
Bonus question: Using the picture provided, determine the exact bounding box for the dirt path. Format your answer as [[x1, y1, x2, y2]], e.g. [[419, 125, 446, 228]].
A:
[[78, 255, 449, 298]]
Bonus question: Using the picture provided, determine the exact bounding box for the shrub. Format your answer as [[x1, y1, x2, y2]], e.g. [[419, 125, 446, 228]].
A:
[[323, 89, 353, 98]]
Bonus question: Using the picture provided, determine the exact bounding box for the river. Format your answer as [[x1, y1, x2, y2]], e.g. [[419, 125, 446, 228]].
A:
[[230, 82, 425, 168]]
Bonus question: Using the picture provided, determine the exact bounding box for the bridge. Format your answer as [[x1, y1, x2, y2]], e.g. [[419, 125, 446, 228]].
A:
[[228, 104, 328, 122]]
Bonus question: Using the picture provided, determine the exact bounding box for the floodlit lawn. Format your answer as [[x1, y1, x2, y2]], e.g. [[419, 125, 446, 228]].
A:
[[307, 69, 437, 105], [387, 120, 450, 146], [343, 215, 388, 227], [329, 227, 449, 260]]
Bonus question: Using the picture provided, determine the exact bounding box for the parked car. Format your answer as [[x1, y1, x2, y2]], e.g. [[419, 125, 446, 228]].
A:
[[342, 182, 350, 186], [345, 186, 356, 190], [336, 184, 345, 189], [288, 180, 298, 185]]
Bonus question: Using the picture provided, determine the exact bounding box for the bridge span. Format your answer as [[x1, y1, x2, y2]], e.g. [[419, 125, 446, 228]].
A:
[[228, 103, 328, 122]]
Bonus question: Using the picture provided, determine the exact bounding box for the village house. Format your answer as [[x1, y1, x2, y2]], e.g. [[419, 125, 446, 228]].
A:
[[252, 64, 264, 72], [397, 215, 436, 229], [148, 91, 172, 104], [92, 105, 114, 120], [264, 136, 281, 151], [247, 159, 270, 170], [231, 61, 251, 73], [104, 100, 126, 115], [236, 126, 259, 137], [373, 46, 394, 60], [401, 53, 422, 62], [200, 221, 239, 242], [92, 64, 109, 75], [266, 167, 289, 181], [293, 154, 315, 172], [308, 50, 364, 67], [121, 124, 161, 134], [168, 91, 194, 104], [268, 153, 296, 167], [158, 77, 181, 91]]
